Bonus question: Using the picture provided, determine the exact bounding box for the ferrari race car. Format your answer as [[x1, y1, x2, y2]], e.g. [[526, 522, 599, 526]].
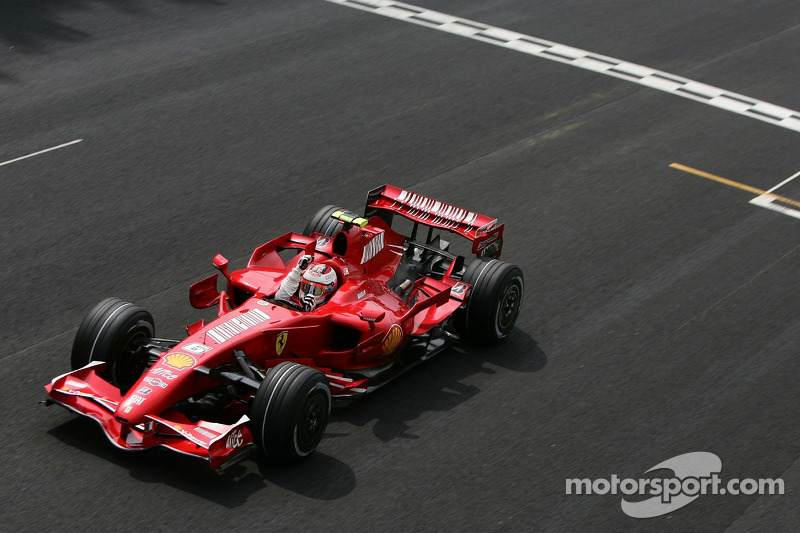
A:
[[45, 185, 524, 469]]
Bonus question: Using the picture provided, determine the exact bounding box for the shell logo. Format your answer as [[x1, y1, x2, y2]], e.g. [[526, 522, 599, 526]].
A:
[[163, 352, 196, 371], [381, 325, 403, 355]]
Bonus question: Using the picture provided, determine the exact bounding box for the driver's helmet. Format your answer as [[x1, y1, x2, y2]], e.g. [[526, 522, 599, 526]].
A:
[[299, 263, 338, 308]]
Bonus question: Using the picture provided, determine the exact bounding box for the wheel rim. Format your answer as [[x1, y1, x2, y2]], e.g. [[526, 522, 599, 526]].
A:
[[296, 391, 328, 453], [496, 278, 522, 333]]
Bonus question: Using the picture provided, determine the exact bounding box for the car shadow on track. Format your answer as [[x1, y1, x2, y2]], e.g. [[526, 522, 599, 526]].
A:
[[330, 328, 547, 443], [48, 416, 357, 505], [0, 0, 222, 60], [45, 329, 544, 504]]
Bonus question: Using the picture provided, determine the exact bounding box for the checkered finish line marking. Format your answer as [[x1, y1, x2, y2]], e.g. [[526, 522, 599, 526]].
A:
[[327, 0, 800, 133]]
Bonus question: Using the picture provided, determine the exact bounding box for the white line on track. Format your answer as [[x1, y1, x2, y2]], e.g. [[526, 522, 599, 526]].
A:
[[750, 168, 800, 219], [763, 169, 800, 195], [326, 0, 800, 133], [750, 195, 800, 220], [0, 139, 83, 168]]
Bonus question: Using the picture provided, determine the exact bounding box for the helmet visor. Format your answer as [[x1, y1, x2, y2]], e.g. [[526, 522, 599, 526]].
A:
[[300, 280, 327, 298]]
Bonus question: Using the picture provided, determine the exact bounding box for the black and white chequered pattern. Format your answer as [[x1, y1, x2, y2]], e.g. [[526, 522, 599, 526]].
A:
[[328, 0, 800, 133]]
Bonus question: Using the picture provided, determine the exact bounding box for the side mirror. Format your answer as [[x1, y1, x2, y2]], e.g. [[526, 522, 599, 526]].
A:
[[190, 274, 221, 309], [359, 306, 386, 329], [305, 240, 317, 256], [213, 254, 230, 280]]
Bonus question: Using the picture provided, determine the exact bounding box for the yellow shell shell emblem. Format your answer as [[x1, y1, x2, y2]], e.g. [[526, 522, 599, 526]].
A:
[[276, 331, 289, 356], [163, 352, 196, 370], [381, 325, 403, 355]]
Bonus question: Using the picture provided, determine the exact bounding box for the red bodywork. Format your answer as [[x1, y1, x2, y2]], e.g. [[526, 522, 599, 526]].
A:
[[45, 185, 503, 468]]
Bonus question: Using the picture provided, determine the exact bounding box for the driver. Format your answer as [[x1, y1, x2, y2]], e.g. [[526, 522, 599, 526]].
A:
[[274, 255, 338, 311]]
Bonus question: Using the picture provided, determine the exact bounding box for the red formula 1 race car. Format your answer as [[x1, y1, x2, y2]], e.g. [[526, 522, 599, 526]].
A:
[[44, 185, 523, 469]]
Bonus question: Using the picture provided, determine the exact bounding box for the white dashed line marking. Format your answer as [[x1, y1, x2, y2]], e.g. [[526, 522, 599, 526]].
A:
[[327, 0, 800, 133], [0, 139, 83, 168]]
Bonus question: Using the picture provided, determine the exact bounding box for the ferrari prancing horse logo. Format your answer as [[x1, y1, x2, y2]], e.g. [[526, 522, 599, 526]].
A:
[[276, 331, 289, 356]]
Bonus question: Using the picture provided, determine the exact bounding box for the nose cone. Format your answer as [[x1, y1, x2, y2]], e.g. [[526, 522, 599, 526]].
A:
[[114, 390, 151, 425], [114, 352, 199, 424]]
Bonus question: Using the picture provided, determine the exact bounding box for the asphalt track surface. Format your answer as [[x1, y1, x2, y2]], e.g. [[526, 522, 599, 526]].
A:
[[2, 1, 799, 531]]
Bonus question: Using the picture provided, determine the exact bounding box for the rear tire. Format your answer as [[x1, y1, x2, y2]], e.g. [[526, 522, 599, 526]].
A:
[[303, 205, 347, 237], [453, 258, 524, 343], [71, 298, 155, 392], [250, 362, 331, 463]]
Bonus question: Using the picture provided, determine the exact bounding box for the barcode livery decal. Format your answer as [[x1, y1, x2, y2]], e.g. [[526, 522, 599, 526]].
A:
[[361, 231, 385, 263], [207, 308, 270, 344]]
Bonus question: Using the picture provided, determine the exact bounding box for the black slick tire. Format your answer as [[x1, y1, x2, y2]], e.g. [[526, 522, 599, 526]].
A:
[[70, 298, 155, 392], [250, 362, 331, 463], [303, 205, 347, 237], [453, 257, 524, 343]]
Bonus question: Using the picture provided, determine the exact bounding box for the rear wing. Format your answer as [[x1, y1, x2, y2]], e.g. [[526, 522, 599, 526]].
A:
[[365, 184, 504, 258]]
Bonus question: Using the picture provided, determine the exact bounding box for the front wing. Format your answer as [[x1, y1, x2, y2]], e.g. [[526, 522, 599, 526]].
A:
[[45, 362, 254, 470]]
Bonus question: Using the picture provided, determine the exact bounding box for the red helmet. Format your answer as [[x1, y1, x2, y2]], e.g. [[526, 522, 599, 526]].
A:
[[299, 263, 338, 305]]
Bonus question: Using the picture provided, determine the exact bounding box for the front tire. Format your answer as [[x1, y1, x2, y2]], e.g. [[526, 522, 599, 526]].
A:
[[250, 362, 331, 463], [453, 258, 524, 343], [71, 298, 155, 392]]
